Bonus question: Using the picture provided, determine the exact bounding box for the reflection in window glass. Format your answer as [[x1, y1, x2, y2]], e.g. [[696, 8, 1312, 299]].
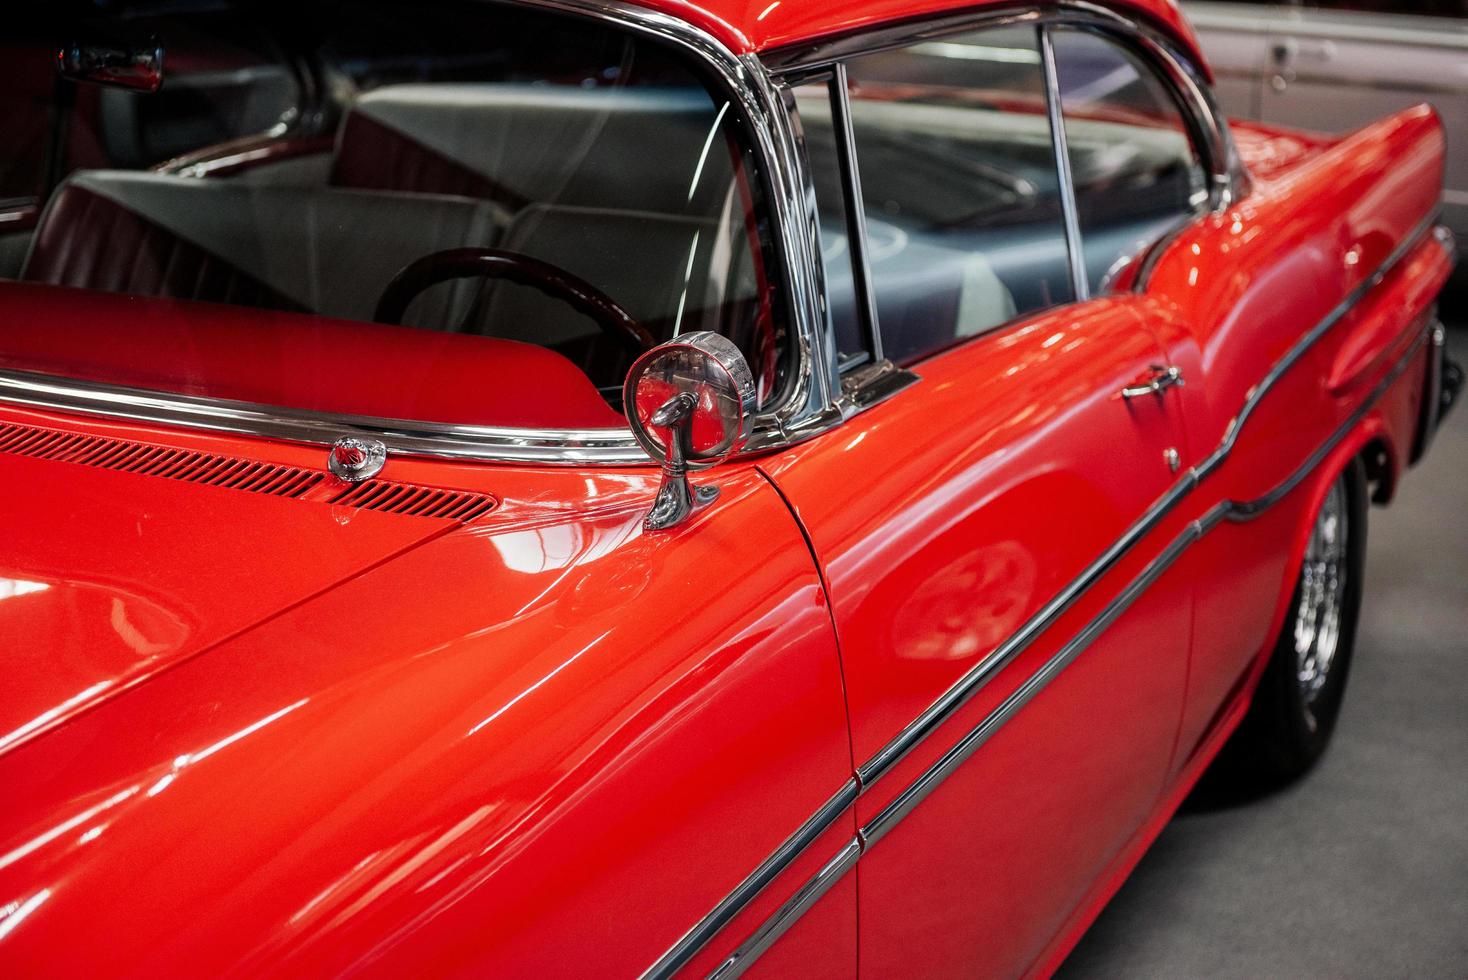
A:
[[792, 82, 867, 364], [1, 1, 786, 428], [842, 27, 1074, 365], [1053, 29, 1208, 293]]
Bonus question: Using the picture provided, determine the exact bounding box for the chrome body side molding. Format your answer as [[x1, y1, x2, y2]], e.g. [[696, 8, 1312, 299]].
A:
[[706, 838, 863, 980], [854, 210, 1439, 792], [639, 779, 859, 980], [659, 216, 1445, 976], [723, 310, 1437, 980]]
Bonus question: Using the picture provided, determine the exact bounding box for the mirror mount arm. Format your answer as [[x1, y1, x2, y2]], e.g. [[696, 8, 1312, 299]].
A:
[[625, 331, 755, 532], [645, 392, 719, 531]]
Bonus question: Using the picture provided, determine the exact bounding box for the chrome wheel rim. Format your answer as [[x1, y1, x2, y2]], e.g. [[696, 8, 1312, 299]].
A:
[[1293, 478, 1348, 725]]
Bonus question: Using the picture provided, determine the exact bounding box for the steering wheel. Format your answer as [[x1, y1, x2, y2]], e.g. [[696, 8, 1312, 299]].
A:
[[374, 247, 657, 354]]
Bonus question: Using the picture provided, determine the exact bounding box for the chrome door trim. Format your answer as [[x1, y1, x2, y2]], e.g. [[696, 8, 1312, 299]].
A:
[[652, 214, 1445, 976], [707, 837, 863, 980], [717, 309, 1437, 980]]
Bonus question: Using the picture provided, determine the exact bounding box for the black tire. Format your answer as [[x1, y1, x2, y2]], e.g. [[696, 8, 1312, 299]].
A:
[[1218, 457, 1369, 788]]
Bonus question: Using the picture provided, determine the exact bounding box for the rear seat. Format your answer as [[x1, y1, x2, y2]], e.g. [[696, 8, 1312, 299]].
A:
[[22, 171, 511, 328], [472, 203, 727, 345], [461, 203, 749, 382], [326, 84, 765, 381], [23, 178, 301, 313], [329, 84, 726, 213]]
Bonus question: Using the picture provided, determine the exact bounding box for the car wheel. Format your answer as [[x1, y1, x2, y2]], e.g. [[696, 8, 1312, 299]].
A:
[[1223, 458, 1368, 787]]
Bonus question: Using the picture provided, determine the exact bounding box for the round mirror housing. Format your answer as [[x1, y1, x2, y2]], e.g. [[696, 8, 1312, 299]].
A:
[[623, 332, 757, 530]]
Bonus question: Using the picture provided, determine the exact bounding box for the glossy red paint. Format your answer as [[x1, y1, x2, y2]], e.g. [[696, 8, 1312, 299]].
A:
[[1138, 104, 1448, 772], [0, 438, 856, 976], [0, 1, 1456, 977], [759, 296, 1203, 975], [624, 0, 1205, 70]]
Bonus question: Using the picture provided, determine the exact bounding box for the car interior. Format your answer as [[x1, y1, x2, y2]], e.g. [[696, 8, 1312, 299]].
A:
[[0, 2, 781, 428]]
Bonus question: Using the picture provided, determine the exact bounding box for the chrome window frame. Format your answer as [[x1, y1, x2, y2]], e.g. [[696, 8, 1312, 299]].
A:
[[765, 0, 1248, 356]]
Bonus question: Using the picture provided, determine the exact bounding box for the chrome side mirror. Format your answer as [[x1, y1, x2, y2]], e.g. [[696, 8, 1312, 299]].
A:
[[624, 332, 756, 531]]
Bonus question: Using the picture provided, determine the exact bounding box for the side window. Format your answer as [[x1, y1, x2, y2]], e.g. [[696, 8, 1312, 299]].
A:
[[841, 27, 1075, 365], [1051, 29, 1209, 293]]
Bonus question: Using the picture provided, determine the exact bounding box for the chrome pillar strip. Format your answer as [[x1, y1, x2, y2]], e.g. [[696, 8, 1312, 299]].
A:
[[1039, 24, 1092, 303], [718, 316, 1435, 977], [828, 63, 885, 364], [640, 778, 858, 980], [680, 218, 1446, 976]]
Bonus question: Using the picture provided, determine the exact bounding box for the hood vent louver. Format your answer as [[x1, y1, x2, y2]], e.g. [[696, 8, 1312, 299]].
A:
[[0, 423, 324, 498], [0, 422, 495, 522], [325, 479, 497, 521]]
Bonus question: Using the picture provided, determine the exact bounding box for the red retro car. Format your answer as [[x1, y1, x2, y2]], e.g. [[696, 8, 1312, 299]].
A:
[[0, 0, 1459, 976]]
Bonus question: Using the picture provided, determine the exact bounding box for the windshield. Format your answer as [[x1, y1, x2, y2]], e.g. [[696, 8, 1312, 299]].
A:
[[0, 1, 786, 431]]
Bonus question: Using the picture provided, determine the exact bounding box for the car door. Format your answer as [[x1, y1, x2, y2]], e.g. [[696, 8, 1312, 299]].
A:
[[1259, 1, 1468, 237], [761, 24, 1200, 976]]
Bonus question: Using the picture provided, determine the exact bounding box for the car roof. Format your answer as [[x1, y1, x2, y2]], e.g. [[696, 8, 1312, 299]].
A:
[[622, 0, 1207, 72]]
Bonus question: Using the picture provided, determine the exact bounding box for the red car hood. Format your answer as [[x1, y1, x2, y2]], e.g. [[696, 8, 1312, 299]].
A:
[[0, 445, 447, 758]]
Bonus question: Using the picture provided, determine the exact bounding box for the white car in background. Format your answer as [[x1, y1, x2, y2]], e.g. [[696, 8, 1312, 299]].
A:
[[1185, 1, 1468, 254]]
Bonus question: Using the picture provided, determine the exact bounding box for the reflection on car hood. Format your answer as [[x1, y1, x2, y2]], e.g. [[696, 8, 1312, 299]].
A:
[[0, 445, 447, 759]]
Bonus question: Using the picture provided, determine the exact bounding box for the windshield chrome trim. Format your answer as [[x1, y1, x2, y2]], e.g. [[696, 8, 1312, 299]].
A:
[[0, 0, 856, 466]]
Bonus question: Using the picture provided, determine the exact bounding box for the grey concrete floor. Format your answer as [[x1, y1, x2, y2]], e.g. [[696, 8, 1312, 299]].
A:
[[1061, 325, 1468, 979]]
